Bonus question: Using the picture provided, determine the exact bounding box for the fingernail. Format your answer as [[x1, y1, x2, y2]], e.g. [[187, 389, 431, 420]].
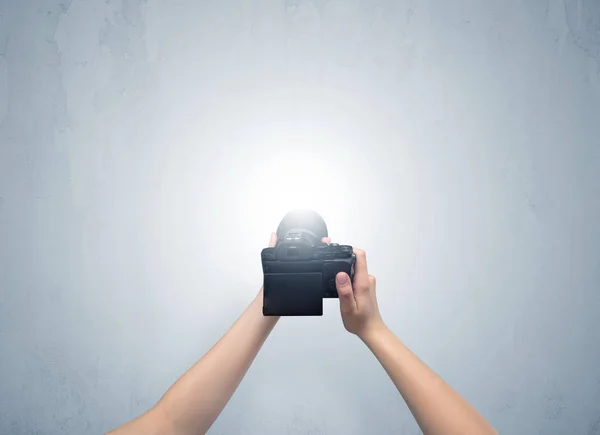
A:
[[337, 273, 348, 285]]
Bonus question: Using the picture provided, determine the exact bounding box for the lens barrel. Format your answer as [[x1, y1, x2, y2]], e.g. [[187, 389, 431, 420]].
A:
[[276, 210, 328, 247]]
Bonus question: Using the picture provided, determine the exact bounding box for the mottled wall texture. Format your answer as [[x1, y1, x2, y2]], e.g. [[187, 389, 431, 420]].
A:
[[1, 1, 599, 434]]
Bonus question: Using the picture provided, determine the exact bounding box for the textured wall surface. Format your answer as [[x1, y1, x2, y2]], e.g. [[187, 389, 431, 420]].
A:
[[1, 1, 600, 434]]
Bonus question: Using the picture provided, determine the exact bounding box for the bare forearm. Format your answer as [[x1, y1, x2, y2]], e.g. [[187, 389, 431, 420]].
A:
[[157, 290, 278, 435], [362, 326, 496, 435]]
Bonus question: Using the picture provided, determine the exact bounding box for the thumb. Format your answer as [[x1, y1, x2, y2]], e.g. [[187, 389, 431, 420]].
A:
[[336, 272, 357, 314]]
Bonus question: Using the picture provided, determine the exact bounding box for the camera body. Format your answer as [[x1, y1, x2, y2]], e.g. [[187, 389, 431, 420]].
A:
[[261, 210, 356, 316]]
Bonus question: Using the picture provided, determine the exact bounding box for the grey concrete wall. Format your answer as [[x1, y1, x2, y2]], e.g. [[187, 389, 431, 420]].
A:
[[1, 1, 599, 434]]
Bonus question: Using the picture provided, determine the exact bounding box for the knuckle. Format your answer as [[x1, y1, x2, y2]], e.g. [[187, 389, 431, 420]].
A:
[[357, 278, 370, 292], [342, 291, 353, 300], [368, 275, 376, 286], [339, 288, 353, 299], [354, 248, 366, 259]]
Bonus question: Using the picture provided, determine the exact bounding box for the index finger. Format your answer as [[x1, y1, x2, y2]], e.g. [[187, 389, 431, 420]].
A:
[[352, 248, 368, 279], [269, 232, 277, 248]]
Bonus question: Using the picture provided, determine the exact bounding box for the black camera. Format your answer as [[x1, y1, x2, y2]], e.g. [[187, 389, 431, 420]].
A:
[[261, 210, 356, 316]]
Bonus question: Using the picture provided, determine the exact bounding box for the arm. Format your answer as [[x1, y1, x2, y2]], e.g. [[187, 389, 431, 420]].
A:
[[362, 326, 497, 435], [334, 250, 497, 435], [108, 233, 281, 435]]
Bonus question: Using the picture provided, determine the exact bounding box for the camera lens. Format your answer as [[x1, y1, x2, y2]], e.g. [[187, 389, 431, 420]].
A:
[[276, 209, 328, 247]]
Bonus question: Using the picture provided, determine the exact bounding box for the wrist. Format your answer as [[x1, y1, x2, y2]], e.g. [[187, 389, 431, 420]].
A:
[[358, 320, 388, 344], [254, 288, 280, 323]]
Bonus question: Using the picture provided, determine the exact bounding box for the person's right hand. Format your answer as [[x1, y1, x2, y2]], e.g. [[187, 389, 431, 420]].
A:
[[335, 249, 385, 339]]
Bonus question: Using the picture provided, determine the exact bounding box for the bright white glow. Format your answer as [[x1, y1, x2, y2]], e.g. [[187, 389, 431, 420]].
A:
[[173, 85, 380, 245], [234, 151, 351, 238]]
